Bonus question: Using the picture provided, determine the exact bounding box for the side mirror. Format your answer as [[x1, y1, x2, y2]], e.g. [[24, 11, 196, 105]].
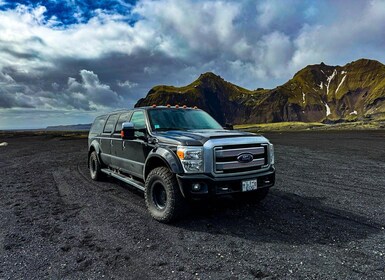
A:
[[224, 123, 233, 130], [121, 122, 135, 140]]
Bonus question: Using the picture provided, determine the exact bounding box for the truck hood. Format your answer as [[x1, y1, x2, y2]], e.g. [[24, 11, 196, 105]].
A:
[[153, 129, 263, 146]]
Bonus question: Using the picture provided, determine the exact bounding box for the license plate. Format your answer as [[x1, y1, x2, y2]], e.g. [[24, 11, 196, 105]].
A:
[[242, 179, 258, 192]]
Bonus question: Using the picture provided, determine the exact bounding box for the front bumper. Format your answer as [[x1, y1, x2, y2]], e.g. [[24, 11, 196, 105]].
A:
[[176, 166, 275, 199]]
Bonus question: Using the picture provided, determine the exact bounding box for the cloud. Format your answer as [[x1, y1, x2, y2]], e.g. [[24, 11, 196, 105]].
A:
[[0, 71, 36, 108], [133, 0, 241, 56], [256, 0, 305, 34], [290, 0, 385, 69], [117, 80, 138, 88], [65, 69, 122, 110], [0, 68, 122, 111], [258, 32, 294, 78]]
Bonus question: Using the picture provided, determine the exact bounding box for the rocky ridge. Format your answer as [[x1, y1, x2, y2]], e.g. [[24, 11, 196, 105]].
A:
[[135, 59, 385, 124]]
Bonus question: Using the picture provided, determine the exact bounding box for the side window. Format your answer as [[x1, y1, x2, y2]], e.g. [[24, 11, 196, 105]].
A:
[[114, 112, 132, 133], [103, 114, 119, 134], [90, 116, 106, 135], [130, 111, 146, 137]]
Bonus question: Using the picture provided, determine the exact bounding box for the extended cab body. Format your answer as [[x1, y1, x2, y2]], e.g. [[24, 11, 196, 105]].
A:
[[88, 106, 275, 222]]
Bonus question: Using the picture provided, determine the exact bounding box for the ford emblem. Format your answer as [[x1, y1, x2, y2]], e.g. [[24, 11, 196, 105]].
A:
[[237, 153, 254, 163]]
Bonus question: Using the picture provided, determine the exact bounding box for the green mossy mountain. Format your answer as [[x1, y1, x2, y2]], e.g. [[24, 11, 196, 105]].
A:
[[135, 59, 385, 124]]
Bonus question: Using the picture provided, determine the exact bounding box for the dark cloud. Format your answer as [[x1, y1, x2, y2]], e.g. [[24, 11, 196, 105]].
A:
[[0, 72, 34, 108], [65, 69, 122, 109], [0, 68, 123, 111], [0, 93, 33, 108], [0, 46, 41, 60]]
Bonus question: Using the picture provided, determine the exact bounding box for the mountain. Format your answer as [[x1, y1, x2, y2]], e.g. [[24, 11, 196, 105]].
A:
[[135, 59, 385, 124]]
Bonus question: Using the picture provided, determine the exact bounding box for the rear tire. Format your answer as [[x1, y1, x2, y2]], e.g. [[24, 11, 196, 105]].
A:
[[145, 167, 185, 223], [89, 151, 103, 181]]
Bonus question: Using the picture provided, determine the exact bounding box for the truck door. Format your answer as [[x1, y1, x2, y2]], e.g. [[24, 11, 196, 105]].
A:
[[117, 111, 150, 179], [99, 113, 119, 166], [110, 112, 131, 170]]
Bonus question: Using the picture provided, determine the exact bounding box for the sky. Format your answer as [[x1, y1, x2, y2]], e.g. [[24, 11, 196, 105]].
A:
[[1, 0, 385, 129]]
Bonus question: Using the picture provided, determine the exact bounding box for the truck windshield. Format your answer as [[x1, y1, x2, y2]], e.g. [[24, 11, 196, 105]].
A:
[[148, 108, 223, 131]]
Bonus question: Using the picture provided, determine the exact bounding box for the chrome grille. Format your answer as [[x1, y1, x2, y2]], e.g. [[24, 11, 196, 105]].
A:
[[214, 144, 267, 174]]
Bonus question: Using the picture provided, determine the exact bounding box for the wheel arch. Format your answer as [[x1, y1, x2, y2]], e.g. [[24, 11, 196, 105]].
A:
[[88, 140, 101, 168], [144, 148, 183, 179], [144, 147, 185, 196]]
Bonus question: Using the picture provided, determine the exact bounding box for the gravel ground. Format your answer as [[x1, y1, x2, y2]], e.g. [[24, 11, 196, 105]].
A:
[[0, 131, 384, 279]]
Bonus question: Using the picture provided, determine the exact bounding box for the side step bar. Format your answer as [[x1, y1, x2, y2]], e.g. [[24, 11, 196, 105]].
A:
[[101, 168, 145, 191]]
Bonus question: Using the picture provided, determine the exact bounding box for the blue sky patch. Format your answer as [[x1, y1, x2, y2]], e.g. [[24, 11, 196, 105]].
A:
[[0, 0, 138, 26]]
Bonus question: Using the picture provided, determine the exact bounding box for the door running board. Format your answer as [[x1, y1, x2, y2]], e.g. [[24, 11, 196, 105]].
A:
[[101, 168, 145, 191]]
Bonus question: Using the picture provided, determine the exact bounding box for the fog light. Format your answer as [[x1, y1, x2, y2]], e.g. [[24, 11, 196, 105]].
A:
[[192, 183, 201, 191]]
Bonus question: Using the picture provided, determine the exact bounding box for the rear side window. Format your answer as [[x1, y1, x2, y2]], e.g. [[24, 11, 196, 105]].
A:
[[114, 112, 132, 133], [90, 116, 107, 134], [103, 114, 119, 133]]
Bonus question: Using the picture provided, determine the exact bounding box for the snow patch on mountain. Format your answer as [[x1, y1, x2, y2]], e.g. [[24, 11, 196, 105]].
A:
[[326, 69, 337, 96], [336, 75, 346, 94], [324, 102, 331, 116]]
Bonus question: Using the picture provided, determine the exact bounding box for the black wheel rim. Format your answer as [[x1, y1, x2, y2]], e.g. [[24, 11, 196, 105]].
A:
[[152, 182, 167, 210]]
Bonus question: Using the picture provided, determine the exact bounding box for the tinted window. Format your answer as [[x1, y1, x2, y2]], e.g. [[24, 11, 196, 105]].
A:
[[90, 115, 107, 134], [130, 111, 146, 137], [103, 114, 119, 133], [130, 111, 146, 129], [115, 112, 131, 133]]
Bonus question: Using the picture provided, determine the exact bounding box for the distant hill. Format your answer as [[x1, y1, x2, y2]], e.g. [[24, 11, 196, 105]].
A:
[[135, 59, 385, 124], [46, 123, 91, 131]]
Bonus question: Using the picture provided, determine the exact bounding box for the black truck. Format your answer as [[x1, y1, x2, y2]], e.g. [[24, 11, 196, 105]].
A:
[[88, 106, 275, 222]]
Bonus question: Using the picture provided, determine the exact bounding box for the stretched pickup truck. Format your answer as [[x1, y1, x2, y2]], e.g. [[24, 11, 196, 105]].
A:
[[88, 106, 275, 222]]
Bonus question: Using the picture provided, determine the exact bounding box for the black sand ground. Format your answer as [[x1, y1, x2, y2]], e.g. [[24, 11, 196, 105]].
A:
[[0, 131, 384, 279]]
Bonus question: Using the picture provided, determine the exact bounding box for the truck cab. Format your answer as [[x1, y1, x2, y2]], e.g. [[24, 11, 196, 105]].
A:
[[88, 106, 275, 222]]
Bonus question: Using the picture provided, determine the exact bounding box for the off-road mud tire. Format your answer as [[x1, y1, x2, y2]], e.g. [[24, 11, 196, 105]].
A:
[[89, 151, 104, 181], [145, 167, 185, 223]]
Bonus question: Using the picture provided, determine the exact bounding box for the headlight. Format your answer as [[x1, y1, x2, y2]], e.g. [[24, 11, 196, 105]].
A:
[[177, 146, 204, 173], [269, 143, 274, 165]]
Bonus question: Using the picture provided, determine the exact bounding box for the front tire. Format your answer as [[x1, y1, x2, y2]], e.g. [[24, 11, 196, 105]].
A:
[[89, 151, 103, 181], [145, 167, 185, 223]]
